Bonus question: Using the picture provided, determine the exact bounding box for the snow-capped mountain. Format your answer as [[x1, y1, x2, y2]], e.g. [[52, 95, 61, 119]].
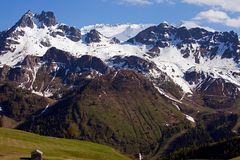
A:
[[0, 11, 149, 66], [1, 11, 240, 160], [81, 23, 153, 42], [0, 10, 239, 103], [127, 23, 240, 94]]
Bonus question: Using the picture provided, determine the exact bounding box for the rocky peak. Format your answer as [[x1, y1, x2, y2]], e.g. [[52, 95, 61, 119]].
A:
[[188, 27, 212, 40], [57, 24, 81, 42], [42, 47, 75, 66], [15, 10, 35, 29], [76, 55, 110, 74], [41, 47, 110, 74], [128, 23, 176, 46], [34, 11, 57, 27], [157, 22, 172, 29], [175, 27, 192, 43], [108, 56, 158, 73], [85, 29, 102, 43], [110, 37, 120, 44], [128, 23, 240, 61], [14, 10, 57, 28], [13, 10, 57, 29]]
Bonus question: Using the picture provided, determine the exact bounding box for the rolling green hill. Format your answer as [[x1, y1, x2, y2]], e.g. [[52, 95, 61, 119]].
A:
[[19, 70, 188, 159], [0, 128, 131, 160]]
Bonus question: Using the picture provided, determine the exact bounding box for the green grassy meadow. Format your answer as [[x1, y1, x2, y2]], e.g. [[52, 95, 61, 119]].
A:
[[0, 128, 131, 160]]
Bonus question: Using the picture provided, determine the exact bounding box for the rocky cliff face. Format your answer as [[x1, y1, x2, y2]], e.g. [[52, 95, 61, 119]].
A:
[[128, 23, 240, 62], [85, 29, 102, 43], [0, 47, 112, 98]]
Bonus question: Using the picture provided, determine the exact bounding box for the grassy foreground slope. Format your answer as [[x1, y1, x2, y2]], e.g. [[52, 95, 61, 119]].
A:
[[0, 128, 131, 160]]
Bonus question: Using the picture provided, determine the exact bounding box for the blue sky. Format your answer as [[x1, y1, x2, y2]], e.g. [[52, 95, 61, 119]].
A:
[[0, 0, 240, 33]]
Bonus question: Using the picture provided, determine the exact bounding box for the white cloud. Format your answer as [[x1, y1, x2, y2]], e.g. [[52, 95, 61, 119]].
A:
[[194, 10, 229, 23], [194, 9, 240, 28], [180, 20, 216, 32], [181, 1, 240, 28], [182, 0, 240, 13]]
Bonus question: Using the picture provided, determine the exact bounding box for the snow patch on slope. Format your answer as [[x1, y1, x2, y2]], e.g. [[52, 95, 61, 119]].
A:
[[150, 46, 240, 93], [154, 84, 182, 104], [185, 114, 195, 123]]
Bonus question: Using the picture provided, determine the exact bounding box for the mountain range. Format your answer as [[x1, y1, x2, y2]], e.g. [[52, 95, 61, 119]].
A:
[[0, 11, 240, 159]]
